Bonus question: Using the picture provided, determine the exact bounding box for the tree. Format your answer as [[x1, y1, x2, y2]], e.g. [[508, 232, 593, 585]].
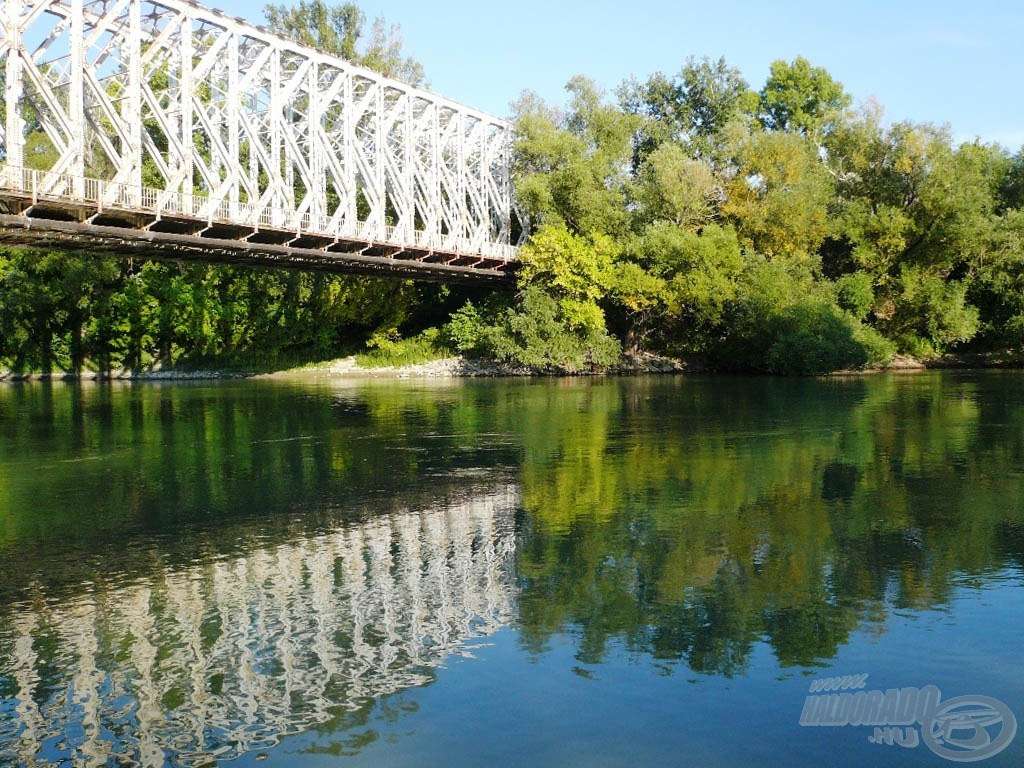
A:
[[480, 223, 621, 371], [608, 261, 668, 356], [713, 255, 893, 373], [890, 266, 978, 354], [264, 0, 362, 59], [517, 222, 618, 333], [512, 79, 638, 238], [826, 111, 1006, 352], [619, 56, 756, 165], [999, 148, 1024, 212], [640, 223, 744, 332], [759, 57, 851, 137], [971, 211, 1024, 347], [722, 130, 834, 259], [263, 1, 425, 85], [681, 57, 753, 131], [634, 144, 720, 229], [359, 18, 427, 85]]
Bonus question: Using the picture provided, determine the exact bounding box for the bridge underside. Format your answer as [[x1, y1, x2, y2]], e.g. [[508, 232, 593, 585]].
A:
[[0, 203, 517, 286]]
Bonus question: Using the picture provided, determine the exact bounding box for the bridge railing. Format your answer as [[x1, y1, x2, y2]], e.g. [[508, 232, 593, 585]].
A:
[[0, 165, 518, 263]]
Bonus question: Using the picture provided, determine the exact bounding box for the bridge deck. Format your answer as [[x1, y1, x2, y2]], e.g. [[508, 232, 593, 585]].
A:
[[0, 167, 516, 285]]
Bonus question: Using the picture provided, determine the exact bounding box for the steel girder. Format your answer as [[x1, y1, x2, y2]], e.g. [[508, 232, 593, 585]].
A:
[[0, 0, 519, 265]]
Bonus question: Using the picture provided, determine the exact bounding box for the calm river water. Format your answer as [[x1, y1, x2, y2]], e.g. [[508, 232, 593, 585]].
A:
[[0, 373, 1021, 767]]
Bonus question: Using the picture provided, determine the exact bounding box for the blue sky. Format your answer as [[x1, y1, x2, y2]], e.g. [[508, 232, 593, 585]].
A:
[[214, 0, 1024, 149]]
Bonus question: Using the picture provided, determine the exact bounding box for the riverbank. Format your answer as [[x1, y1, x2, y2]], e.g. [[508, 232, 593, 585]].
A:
[[0, 351, 698, 382], [3, 350, 1024, 382], [259, 349, 1024, 379], [262, 351, 700, 380]]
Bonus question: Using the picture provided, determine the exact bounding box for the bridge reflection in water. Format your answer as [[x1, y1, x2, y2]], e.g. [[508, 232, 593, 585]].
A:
[[0, 486, 518, 767]]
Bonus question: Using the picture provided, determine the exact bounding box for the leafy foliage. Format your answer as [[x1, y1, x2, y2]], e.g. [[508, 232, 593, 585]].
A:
[[263, 0, 425, 84], [356, 327, 446, 368], [4, 14, 1024, 376], [619, 56, 756, 165], [472, 225, 622, 372], [712, 257, 892, 373], [500, 54, 1024, 373], [482, 286, 621, 372], [759, 56, 851, 137], [722, 130, 834, 258], [512, 79, 637, 237]]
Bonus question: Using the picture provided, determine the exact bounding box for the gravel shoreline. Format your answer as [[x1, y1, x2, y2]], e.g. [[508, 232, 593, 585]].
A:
[[4, 350, 1022, 382], [269, 353, 698, 380], [0, 353, 697, 382]]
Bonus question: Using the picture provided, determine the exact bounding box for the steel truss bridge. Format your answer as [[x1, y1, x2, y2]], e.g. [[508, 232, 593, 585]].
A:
[[0, 0, 520, 284]]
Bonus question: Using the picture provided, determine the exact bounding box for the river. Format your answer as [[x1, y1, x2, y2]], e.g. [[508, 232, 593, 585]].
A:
[[0, 372, 1021, 766]]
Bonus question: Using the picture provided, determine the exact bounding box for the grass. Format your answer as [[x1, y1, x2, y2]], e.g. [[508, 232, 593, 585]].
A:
[[355, 328, 451, 369]]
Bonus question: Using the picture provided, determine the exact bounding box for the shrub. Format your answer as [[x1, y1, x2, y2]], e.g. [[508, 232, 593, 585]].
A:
[[834, 272, 874, 320], [481, 285, 621, 372], [441, 301, 486, 356], [714, 256, 894, 374], [356, 328, 447, 368]]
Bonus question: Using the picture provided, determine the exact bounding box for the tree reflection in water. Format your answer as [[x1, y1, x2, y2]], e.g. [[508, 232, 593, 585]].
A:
[[512, 374, 1024, 673], [0, 374, 1022, 764]]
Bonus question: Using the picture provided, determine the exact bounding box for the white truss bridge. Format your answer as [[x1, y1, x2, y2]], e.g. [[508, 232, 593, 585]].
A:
[[0, 0, 520, 283]]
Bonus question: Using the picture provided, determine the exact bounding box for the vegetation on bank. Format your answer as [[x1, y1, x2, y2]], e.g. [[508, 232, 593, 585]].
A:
[[2, 2, 1024, 376], [455, 61, 1024, 375]]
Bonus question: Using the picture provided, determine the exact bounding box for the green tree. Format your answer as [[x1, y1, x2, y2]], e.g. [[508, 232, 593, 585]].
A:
[[632, 222, 743, 352], [714, 255, 893, 373], [633, 144, 720, 229], [481, 224, 621, 371], [890, 267, 978, 354], [119, 268, 156, 372], [0, 250, 125, 375], [517, 222, 618, 333], [263, 0, 425, 85], [968, 210, 1024, 347], [759, 56, 851, 137], [512, 79, 638, 238], [607, 260, 668, 356], [619, 56, 756, 165], [722, 130, 834, 259], [826, 112, 1005, 353], [998, 148, 1024, 211]]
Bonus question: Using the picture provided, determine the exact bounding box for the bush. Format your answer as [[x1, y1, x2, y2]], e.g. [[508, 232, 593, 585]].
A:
[[356, 328, 447, 368], [481, 285, 621, 372], [891, 268, 979, 352], [764, 301, 895, 374], [1005, 314, 1024, 348], [763, 302, 862, 374], [834, 272, 874, 320], [893, 332, 937, 360], [441, 301, 486, 356], [851, 323, 897, 367], [713, 257, 894, 374]]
